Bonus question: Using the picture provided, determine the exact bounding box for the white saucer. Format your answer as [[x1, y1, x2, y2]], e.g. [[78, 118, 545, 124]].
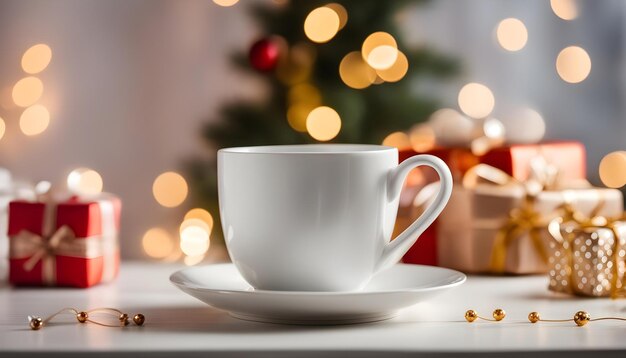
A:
[[170, 263, 466, 325]]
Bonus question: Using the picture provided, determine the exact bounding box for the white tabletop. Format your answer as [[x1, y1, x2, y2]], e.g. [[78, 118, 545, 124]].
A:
[[1, 262, 625, 357]]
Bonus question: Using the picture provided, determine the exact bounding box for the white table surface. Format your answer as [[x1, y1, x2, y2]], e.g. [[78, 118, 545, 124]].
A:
[[1, 262, 625, 357]]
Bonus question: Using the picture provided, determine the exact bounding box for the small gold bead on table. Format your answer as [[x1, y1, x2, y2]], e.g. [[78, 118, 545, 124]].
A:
[[465, 310, 478, 323], [492, 309, 506, 321], [76, 311, 89, 323], [528, 312, 541, 323], [119, 313, 130, 326], [29, 316, 43, 330], [573, 311, 590, 327], [133, 314, 145, 326]]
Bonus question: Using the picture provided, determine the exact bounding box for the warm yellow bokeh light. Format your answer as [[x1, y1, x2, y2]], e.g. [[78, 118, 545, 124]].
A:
[[458, 83, 495, 119], [21, 44, 52, 74], [362, 32, 398, 70], [382, 131, 411, 149], [67, 168, 103, 196], [483, 117, 506, 139], [12, 77, 43, 107], [180, 218, 211, 235], [306, 106, 341, 141], [212, 0, 239, 7], [550, 0, 578, 20], [143, 228, 174, 259], [599, 151, 626, 188], [496, 18, 528, 52], [184, 254, 206, 266], [409, 124, 436, 152], [556, 46, 591, 84], [184, 208, 214, 231], [325, 3, 348, 30], [304, 7, 340, 43], [153, 171, 188, 207], [19, 104, 50, 136], [0, 117, 5, 141], [180, 225, 210, 256], [288, 83, 321, 105], [376, 50, 409, 82], [339, 51, 377, 89], [287, 103, 316, 132]]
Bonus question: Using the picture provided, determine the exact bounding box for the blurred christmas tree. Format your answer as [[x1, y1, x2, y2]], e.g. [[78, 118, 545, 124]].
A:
[[188, 0, 459, 243]]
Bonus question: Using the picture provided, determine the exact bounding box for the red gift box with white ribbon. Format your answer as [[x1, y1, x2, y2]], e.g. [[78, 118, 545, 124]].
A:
[[8, 194, 121, 288]]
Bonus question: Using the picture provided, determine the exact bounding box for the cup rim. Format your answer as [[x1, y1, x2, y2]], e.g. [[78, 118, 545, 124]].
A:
[[218, 144, 397, 155]]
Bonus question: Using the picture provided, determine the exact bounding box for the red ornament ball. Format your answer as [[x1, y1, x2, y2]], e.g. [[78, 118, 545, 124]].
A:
[[249, 38, 280, 72]]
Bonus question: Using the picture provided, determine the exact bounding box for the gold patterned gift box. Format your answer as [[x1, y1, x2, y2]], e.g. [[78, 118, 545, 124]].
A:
[[548, 213, 626, 297], [436, 163, 624, 274]]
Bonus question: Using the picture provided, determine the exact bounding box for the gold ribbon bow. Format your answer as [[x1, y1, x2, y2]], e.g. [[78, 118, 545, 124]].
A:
[[548, 203, 625, 299], [463, 157, 588, 273]]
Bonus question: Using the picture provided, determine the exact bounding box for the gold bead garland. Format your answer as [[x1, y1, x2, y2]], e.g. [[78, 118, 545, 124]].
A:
[[466, 309, 626, 327], [28, 307, 145, 330]]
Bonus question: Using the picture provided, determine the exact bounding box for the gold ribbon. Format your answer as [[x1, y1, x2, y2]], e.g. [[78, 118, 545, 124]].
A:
[[463, 157, 588, 273], [548, 203, 625, 299]]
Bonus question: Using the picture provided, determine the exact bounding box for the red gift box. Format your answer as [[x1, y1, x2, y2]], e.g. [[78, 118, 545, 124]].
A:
[[399, 141, 586, 266], [8, 195, 121, 288]]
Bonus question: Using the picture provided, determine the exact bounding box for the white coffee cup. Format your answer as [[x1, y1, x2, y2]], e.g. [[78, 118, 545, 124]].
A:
[[218, 144, 452, 292]]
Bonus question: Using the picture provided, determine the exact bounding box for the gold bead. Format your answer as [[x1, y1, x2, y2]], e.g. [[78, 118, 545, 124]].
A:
[[133, 313, 145, 326], [77, 311, 89, 323], [573, 311, 590, 327], [119, 313, 130, 326], [528, 312, 540, 323], [492, 308, 506, 321], [465, 310, 478, 323], [29, 316, 43, 330]]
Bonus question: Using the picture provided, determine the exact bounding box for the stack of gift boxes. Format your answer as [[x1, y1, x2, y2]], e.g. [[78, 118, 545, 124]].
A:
[[0, 172, 122, 288], [398, 141, 626, 298]]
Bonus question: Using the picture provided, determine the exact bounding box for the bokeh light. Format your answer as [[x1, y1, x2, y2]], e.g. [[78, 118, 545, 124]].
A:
[[382, 131, 411, 149], [67, 167, 103, 196], [212, 0, 239, 6], [599, 151, 626, 188], [153, 172, 188, 207], [288, 82, 321, 106], [496, 18, 528, 52], [306, 106, 341, 141], [550, 0, 578, 20], [483, 117, 506, 139], [287, 103, 315, 132], [184, 208, 214, 231], [429, 108, 474, 146], [180, 224, 210, 256], [0, 117, 5, 141], [21, 44, 52, 74], [142, 228, 174, 259], [556, 46, 591, 84], [325, 3, 348, 30], [276, 42, 315, 85], [339, 51, 376, 89], [304, 7, 340, 43], [184, 254, 206, 266], [500, 107, 545, 144], [376, 50, 408, 82], [12, 77, 43, 107], [19, 104, 50, 136], [409, 123, 436, 152], [457, 83, 495, 119], [362, 32, 398, 70]]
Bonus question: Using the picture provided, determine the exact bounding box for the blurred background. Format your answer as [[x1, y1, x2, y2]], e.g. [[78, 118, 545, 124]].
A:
[[0, 0, 624, 262]]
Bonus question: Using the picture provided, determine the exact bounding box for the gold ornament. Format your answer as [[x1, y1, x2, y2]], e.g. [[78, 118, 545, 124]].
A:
[[464, 310, 478, 322], [492, 309, 506, 321], [119, 313, 130, 326], [573, 311, 590, 327], [77, 311, 89, 323], [29, 316, 43, 330], [528, 312, 540, 323], [133, 314, 146, 326]]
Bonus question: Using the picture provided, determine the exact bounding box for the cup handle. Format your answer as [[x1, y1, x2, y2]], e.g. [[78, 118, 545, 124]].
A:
[[375, 154, 453, 272]]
